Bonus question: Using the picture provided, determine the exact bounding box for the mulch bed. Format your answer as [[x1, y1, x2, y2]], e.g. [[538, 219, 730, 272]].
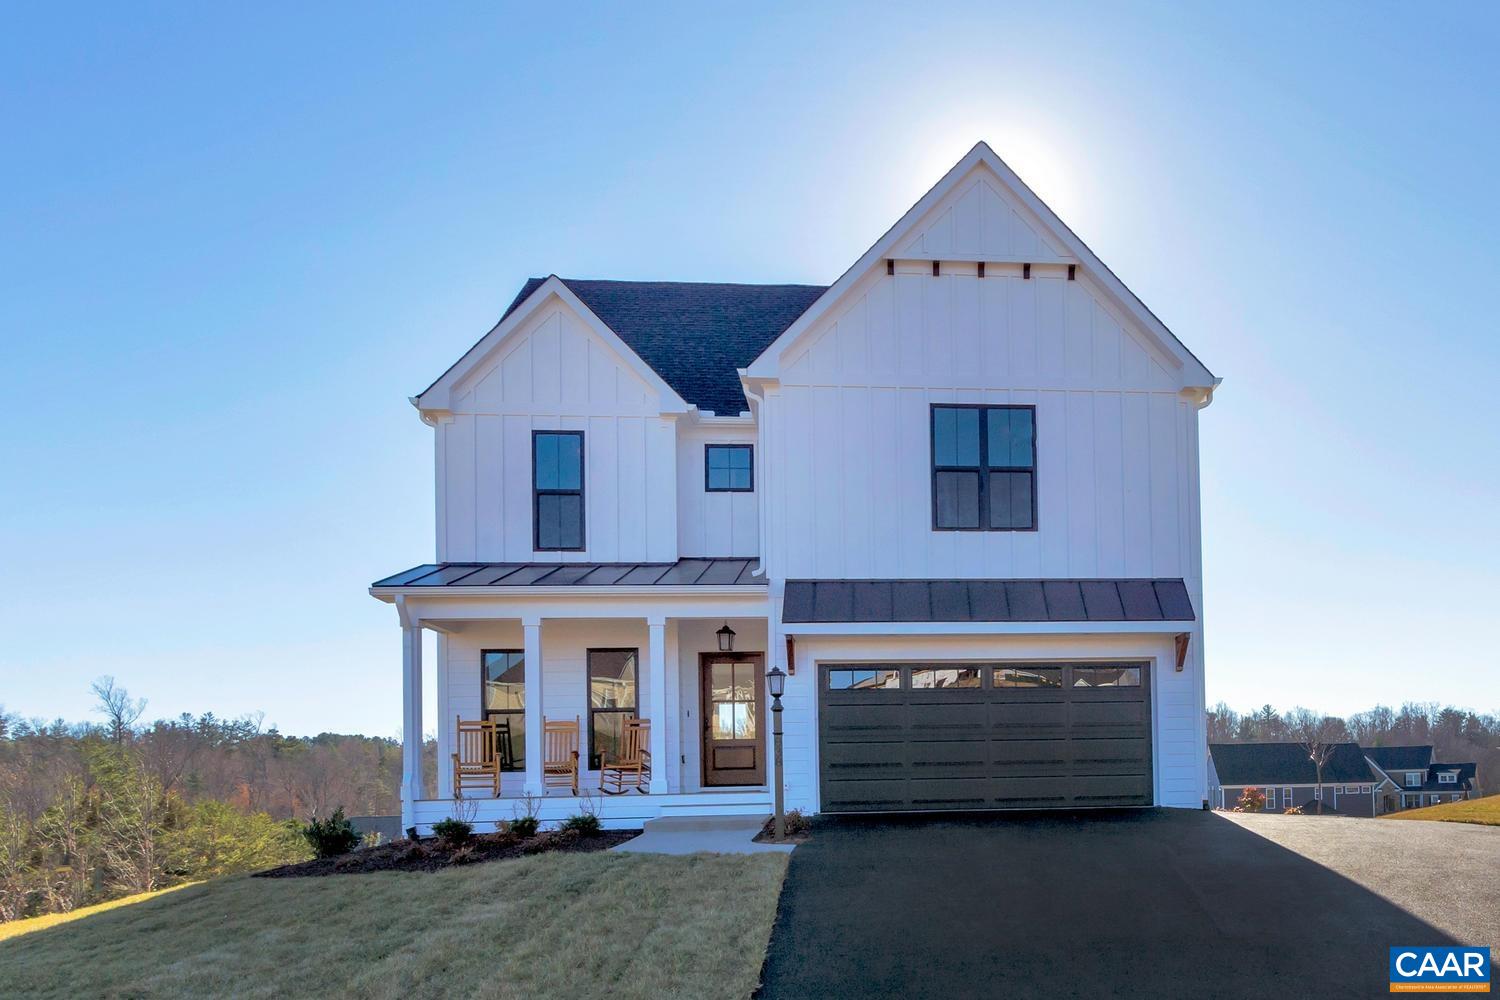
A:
[[752, 815, 811, 845], [255, 828, 641, 878]]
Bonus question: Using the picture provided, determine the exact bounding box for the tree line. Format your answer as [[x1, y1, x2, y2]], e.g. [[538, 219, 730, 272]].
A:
[[0, 678, 436, 922], [1207, 701, 1498, 796]]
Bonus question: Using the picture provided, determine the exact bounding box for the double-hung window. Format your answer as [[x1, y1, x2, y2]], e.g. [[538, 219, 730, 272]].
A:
[[706, 444, 753, 491], [931, 404, 1036, 530], [587, 649, 638, 770], [533, 431, 584, 551]]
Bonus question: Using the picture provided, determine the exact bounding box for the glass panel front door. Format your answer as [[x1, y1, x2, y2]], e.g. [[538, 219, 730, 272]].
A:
[[701, 654, 765, 787]]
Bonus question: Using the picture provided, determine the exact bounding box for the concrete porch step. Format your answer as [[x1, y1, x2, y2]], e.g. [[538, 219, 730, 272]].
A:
[[642, 813, 770, 834]]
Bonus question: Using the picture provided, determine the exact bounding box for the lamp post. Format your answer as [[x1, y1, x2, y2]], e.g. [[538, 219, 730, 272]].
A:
[[767, 664, 786, 840]]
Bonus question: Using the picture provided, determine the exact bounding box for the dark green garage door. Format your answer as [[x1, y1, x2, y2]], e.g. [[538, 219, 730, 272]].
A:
[[818, 662, 1152, 812]]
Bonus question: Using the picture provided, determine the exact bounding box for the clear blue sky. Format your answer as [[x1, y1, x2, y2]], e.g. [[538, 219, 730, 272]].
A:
[[4, 5, 1497, 738]]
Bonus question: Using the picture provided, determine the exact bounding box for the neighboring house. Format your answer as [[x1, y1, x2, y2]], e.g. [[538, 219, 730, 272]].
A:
[[1210, 743, 1379, 817], [372, 142, 1220, 832], [1209, 742, 1478, 817], [1364, 746, 1477, 812]]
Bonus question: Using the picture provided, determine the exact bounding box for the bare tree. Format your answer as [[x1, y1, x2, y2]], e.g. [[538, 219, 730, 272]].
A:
[[1285, 708, 1344, 814], [91, 677, 146, 743]]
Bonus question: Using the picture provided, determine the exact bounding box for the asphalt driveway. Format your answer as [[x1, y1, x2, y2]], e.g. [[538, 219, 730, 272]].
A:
[[758, 809, 1488, 999]]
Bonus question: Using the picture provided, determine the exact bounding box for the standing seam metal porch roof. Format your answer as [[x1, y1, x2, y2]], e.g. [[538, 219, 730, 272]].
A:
[[781, 578, 1194, 624], [373, 558, 765, 589]]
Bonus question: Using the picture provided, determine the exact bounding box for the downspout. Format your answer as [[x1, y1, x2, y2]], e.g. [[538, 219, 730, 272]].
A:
[[741, 375, 768, 580]]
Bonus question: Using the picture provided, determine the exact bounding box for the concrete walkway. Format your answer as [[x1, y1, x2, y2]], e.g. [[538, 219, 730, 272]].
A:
[[613, 814, 796, 855]]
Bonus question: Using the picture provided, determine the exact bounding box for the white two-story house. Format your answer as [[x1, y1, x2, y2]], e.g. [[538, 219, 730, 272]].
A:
[[373, 142, 1220, 832]]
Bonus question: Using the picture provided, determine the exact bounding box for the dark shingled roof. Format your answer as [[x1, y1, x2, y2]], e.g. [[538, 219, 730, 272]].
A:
[[1419, 762, 1477, 792], [500, 278, 827, 416], [781, 578, 1194, 624], [1209, 742, 1374, 785], [1364, 746, 1434, 771], [372, 557, 764, 589]]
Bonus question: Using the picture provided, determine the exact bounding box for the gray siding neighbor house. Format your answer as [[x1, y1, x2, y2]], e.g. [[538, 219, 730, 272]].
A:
[[1209, 742, 1479, 817]]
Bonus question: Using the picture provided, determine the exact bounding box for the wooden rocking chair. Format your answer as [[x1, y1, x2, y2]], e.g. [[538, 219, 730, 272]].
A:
[[543, 717, 580, 795], [599, 717, 652, 795], [452, 716, 501, 797]]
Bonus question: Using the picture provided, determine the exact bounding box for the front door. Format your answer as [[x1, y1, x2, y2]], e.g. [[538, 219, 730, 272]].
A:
[[701, 653, 765, 786]]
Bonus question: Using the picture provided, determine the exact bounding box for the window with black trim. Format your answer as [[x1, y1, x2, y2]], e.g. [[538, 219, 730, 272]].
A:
[[481, 650, 525, 771], [931, 404, 1035, 530], [533, 430, 584, 550], [706, 444, 753, 492], [587, 649, 638, 770]]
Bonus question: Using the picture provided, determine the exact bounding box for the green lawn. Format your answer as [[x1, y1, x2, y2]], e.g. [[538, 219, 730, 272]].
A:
[[1, 851, 789, 999], [1382, 794, 1500, 827]]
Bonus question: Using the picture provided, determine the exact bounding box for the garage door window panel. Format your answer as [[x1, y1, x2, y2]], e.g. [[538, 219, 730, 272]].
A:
[[911, 666, 982, 689], [827, 668, 902, 691], [993, 666, 1063, 689], [1072, 666, 1142, 688]]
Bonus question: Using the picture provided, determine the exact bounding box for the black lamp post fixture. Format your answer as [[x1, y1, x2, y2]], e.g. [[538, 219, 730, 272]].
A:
[[767, 664, 787, 840], [716, 622, 736, 652]]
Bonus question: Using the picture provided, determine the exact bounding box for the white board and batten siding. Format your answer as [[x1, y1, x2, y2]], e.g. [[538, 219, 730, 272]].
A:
[[676, 422, 759, 558], [765, 265, 1199, 585], [436, 298, 678, 564]]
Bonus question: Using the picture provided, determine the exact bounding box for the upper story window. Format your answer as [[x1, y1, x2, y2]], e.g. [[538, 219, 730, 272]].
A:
[[533, 431, 584, 551], [1438, 772, 1456, 784], [706, 444, 753, 492], [1405, 772, 1421, 787], [931, 404, 1036, 531]]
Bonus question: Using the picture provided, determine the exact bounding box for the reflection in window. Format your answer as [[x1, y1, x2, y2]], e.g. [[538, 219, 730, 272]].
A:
[[709, 660, 757, 740], [993, 666, 1063, 689], [482, 650, 525, 771], [911, 667, 981, 689], [827, 668, 901, 690], [588, 649, 638, 769], [1072, 666, 1141, 688]]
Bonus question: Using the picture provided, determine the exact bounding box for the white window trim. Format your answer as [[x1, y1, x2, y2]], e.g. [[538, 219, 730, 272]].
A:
[[1438, 773, 1456, 784], [1405, 772, 1421, 787]]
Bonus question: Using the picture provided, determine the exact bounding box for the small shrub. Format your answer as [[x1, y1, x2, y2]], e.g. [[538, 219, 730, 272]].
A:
[[510, 815, 539, 839], [362, 831, 385, 849], [302, 807, 361, 859], [1233, 787, 1266, 813], [432, 817, 473, 848], [1283, 805, 1304, 815], [449, 844, 478, 865], [561, 812, 602, 837], [783, 809, 810, 837]]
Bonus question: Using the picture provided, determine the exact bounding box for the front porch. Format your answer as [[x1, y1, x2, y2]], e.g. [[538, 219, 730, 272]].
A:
[[379, 575, 775, 833]]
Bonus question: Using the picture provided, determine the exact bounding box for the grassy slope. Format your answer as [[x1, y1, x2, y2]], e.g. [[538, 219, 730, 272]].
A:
[[2, 851, 789, 1000], [0, 883, 198, 944], [1382, 795, 1500, 827]]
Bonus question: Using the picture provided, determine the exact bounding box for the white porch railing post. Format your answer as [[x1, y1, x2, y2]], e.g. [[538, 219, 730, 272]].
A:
[[522, 617, 544, 797], [646, 616, 668, 795], [400, 623, 424, 833]]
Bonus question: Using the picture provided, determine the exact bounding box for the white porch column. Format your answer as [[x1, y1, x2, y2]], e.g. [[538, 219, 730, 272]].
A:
[[522, 616, 544, 796], [400, 623, 424, 832], [646, 616, 669, 795]]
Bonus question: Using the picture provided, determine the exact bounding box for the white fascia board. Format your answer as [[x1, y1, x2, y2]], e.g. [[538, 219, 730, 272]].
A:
[[745, 141, 1216, 389], [379, 590, 771, 623], [415, 276, 690, 416], [783, 621, 1189, 636]]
